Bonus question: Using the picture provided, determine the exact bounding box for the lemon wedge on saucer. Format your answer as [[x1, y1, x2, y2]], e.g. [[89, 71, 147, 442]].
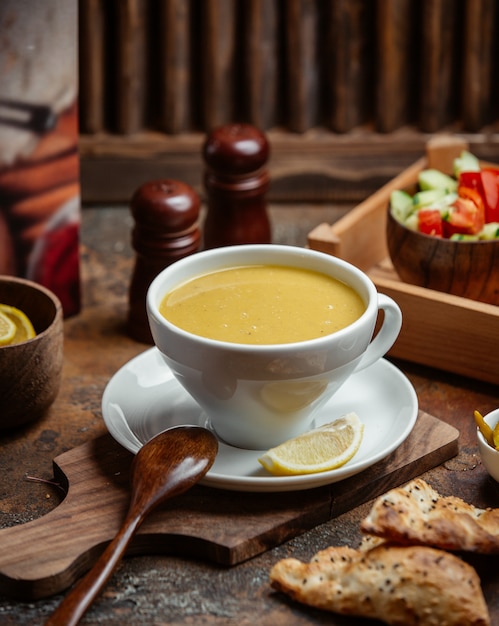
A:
[[0, 304, 36, 345], [258, 412, 364, 476]]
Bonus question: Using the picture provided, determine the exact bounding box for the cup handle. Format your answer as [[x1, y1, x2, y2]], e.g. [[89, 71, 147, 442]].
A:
[[353, 294, 402, 373]]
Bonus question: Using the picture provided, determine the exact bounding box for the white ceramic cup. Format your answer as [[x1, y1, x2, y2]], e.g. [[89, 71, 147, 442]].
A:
[[147, 244, 402, 450]]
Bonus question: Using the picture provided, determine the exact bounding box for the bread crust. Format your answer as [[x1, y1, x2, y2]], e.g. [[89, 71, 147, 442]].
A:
[[270, 542, 489, 626], [361, 478, 499, 553]]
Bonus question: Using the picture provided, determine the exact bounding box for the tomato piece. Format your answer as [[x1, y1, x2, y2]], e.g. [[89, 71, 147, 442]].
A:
[[480, 168, 499, 222], [417, 209, 443, 237], [443, 196, 485, 237], [458, 186, 485, 212]]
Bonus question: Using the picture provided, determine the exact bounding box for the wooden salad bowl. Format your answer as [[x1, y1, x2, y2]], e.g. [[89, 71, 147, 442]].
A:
[[0, 276, 63, 429], [386, 209, 499, 306]]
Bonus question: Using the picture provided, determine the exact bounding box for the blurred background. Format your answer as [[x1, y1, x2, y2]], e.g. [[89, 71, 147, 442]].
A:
[[78, 0, 499, 205]]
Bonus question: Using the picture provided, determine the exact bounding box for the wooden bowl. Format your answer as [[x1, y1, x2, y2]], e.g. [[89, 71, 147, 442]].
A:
[[386, 209, 499, 305], [0, 276, 63, 429]]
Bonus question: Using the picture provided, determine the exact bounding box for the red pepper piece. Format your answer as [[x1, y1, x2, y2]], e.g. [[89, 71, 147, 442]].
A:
[[480, 168, 499, 222], [459, 171, 483, 195]]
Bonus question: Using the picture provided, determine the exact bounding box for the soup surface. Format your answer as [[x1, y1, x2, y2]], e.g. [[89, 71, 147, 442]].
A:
[[160, 264, 366, 345]]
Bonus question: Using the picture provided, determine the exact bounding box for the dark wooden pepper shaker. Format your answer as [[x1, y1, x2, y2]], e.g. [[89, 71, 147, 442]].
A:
[[202, 123, 271, 248], [127, 179, 200, 343]]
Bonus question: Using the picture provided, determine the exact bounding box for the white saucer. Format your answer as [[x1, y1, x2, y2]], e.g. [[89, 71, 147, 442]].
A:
[[102, 348, 418, 493]]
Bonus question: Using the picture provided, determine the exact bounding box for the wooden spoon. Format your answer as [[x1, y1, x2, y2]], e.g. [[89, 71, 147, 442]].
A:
[[45, 425, 218, 626]]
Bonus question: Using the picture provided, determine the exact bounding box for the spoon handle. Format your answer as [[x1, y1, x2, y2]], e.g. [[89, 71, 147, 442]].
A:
[[44, 426, 218, 626], [44, 508, 143, 626]]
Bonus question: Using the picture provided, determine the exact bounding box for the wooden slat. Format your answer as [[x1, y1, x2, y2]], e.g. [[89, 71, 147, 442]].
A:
[[461, 0, 496, 131], [159, 0, 192, 133], [79, 127, 429, 204], [243, 0, 279, 130], [375, 0, 415, 132], [200, 0, 237, 129], [114, 0, 147, 134], [79, 128, 499, 205], [283, 0, 320, 132], [325, 0, 374, 132], [78, 0, 105, 133], [419, 0, 459, 132]]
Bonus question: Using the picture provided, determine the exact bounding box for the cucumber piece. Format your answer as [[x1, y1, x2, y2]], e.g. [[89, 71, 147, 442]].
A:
[[404, 213, 419, 231], [453, 150, 480, 177], [418, 169, 457, 193], [450, 233, 480, 242], [412, 188, 446, 209], [390, 189, 413, 222], [431, 192, 458, 215], [478, 222, 499, 240]]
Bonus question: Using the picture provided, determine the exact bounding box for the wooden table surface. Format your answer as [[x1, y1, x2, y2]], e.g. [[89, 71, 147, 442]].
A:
[[1, 204, 499, 626]]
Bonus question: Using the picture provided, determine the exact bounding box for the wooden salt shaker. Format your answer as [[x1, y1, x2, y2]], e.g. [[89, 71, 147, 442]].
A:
[[127, 179, 200, 343], [202, 123, 271, 248]]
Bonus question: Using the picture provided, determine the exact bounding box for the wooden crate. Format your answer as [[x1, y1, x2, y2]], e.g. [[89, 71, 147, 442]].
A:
[[308, 136, 499, 385]]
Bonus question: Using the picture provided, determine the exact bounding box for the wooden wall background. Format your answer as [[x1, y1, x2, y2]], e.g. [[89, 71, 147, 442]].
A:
[[78, 0, 499, 204]]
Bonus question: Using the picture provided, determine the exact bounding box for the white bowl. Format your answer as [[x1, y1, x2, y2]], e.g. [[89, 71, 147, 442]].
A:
[[477, 408, 499, 482]]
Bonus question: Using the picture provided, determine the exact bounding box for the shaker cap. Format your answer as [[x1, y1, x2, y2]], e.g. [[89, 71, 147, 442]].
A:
[[130, 180, 200, 232], [203, 123, 269, 175]]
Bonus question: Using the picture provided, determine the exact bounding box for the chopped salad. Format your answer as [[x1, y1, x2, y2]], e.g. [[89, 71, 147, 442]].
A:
[[390, 151, 499, 241]]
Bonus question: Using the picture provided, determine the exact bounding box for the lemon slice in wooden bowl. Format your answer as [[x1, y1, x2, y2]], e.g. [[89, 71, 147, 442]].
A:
[[258, 412, 364, 476], [0, 304, 36, 345], [0, 311, 16, 346]]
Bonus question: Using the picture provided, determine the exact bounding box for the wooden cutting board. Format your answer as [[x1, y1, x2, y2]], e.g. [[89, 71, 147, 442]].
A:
[[0, 410, 458, 600]]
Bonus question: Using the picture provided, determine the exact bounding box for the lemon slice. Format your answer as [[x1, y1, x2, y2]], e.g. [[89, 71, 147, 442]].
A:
[[258, 412, 364, 476], [0, 304, 36, 345], [0, 311, 16, 346]]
